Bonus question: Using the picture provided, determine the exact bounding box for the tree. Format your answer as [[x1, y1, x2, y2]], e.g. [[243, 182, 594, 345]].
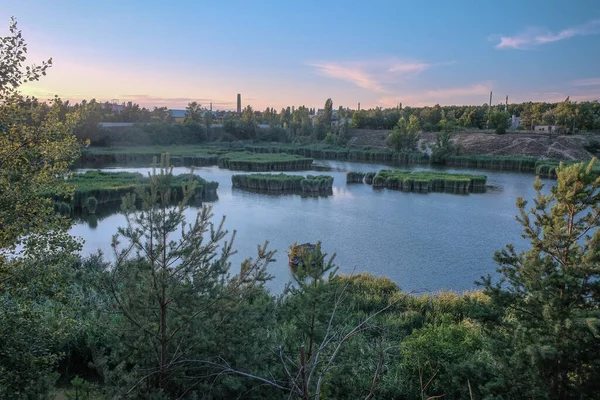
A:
[[0, 17, 80, 257], [488, 110, 510, 134], [350, 110, 363, 129], [480, 159, 600, 398], [184, 101, 202, 123], [387, 116, 420, 151], [430, 131, 456, 164], [0, 17, 82, 396], [323, 98, 333, 127], [106, 156, 275, 395]]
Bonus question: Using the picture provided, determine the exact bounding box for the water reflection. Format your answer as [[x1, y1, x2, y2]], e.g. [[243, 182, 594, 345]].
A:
[[70, 161, 552, 294]]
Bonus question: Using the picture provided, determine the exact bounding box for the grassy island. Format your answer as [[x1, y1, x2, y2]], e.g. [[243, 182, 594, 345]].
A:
[[369, 170, 487, 194], [79, 145, 245, 167], [49, 171, 218, 214], [244, 144, 428, 164], [218, 152, 313, 171], [232, 173, 333, 193]]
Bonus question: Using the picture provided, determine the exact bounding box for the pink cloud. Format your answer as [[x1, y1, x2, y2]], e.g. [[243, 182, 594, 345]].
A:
[[494, 19, 600, 49], [572, 78, 600, 87], [377, 83, 493, 107], [307, 58, 443, 93]]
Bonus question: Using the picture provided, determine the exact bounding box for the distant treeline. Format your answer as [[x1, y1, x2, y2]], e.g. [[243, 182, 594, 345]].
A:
[[23, 96, 600, 147]]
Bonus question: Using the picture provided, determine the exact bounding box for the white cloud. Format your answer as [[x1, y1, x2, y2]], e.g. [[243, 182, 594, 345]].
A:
[[493, 19, 600, 49]]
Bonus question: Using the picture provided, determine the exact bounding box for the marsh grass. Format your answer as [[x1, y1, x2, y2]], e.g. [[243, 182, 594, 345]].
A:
[[218, 152, 313, 171], [232, 173, 333, 193], [370, 170, 487, 194], [47, 171, 218, 214]]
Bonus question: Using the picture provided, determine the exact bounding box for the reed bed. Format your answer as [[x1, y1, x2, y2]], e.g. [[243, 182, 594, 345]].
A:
[[231, 173, 333, 193], [444, 155, 538, 172], [244, 144, 429, 164], [79, 145, 244, 166], [364, 172, 376, 184], [346, 172, 366, 183], [48, 171, 218, 213], [534, 159, 600, 179], [370, 170, 487, 194], [218, 152, 313, 171]]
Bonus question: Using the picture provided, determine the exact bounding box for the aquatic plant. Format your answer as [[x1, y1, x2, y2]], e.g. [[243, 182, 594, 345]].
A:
[[346, 172, 366, 183], [232, 173, 333, 193], [370, 170, 486, 194], [218, 152, 313, 171], [45, 171, 218, 213]]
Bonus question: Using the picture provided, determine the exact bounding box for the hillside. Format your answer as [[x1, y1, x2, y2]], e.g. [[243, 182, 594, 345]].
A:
[[348, 129, 600, 160]]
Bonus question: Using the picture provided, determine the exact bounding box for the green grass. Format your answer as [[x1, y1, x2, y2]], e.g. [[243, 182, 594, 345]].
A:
[[371, 170, 487, 194], [218, 152, 313, 171], [231, 173, 333, 192], [47, 171, 218, 213]]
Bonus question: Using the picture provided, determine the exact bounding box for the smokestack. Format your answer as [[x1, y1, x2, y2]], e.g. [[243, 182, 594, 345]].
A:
[[237, 94, 241, 113], [210, 102, 212, 111], [358, 102, 360, 111], [489, 91, 492, 110], [505, 95, 508, 111]]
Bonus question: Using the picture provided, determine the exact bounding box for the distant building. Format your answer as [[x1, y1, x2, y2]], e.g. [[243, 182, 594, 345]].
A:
[[534, 125, 558, 133], [169, 109, 186, 123], [237, 94, 241, 113]]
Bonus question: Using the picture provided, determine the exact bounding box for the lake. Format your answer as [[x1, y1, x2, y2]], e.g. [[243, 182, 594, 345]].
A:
[[71, 161, 550, 293]]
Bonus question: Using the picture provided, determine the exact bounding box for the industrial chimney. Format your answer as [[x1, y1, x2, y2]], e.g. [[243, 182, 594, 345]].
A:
[[237, 94, 241, 113]]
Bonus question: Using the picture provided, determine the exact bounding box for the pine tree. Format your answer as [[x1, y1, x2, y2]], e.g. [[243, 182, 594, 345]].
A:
[[106, 155, 275, 396], [480, 159, 600, 398]]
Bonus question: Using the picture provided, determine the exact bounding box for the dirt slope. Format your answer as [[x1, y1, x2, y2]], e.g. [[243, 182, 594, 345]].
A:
[[348, 129, 600, 160]]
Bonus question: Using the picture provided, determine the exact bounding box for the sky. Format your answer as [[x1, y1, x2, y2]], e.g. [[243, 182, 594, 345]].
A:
[[1, 0, 600, 110]]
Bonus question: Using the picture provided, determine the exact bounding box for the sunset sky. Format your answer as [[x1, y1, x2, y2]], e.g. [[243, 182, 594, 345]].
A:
[[2, 0, 600, 110]]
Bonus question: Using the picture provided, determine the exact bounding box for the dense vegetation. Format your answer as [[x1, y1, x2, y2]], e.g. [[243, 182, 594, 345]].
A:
[[232, 173, 333, 193], [369, 170, 487, 193], [217, 151, 313, 171], [2, 18, 600, 400], [47, 168, 218, 215]]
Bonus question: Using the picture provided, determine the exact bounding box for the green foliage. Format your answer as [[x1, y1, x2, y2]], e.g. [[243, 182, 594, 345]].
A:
[[94, 122, 207, 146], [232, 173, 333, 193], [102, 155, 276, 397], [387, 115, 420, 151], [44, 170, 218, 212], [480, 158, 600, 398], [430, 131, 456, 164], [488, 110, 510, 134], [371, 169, 487, 193], [218, 151, 313, 171], [0, 19, 81, 255], [397, 321, 493, 399]]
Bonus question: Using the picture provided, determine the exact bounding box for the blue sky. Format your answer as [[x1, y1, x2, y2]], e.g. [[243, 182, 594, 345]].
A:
[[2, 0, 599, 110]]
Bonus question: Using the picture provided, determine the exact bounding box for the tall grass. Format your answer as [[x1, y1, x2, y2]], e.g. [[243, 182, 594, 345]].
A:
[[218, 152, 313, 171], [47, 171, 218, 214], [370, 170, 487, 194], [231, 173, 333, 193]]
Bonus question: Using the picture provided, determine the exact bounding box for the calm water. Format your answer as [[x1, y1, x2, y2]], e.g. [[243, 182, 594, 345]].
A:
[[71, 161, 551, 293]]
